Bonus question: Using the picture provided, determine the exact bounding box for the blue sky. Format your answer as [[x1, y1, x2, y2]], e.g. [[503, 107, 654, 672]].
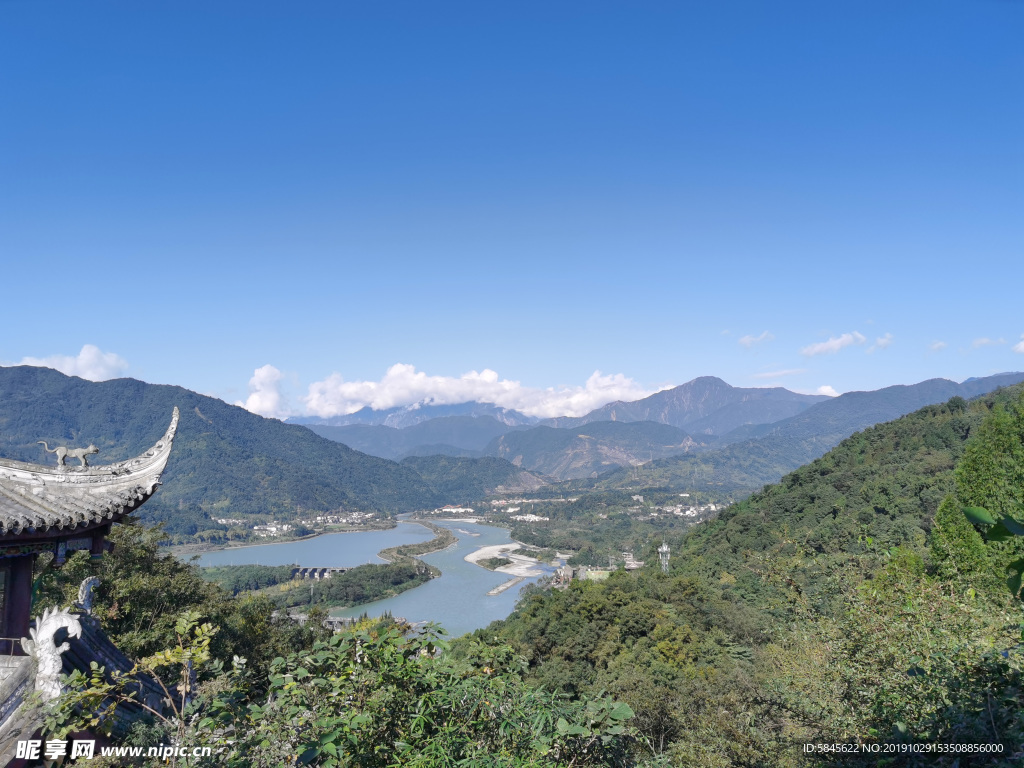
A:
[[1, 1, 1021, 418]]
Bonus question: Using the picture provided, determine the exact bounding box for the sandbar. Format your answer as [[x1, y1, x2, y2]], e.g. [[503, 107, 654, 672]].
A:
[[465, 543, 545, 578]]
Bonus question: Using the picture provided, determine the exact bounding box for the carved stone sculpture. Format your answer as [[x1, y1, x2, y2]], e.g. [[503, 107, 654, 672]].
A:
[[36, 442, 99, 467], [21, 607, 83, 701], [77, 577, 101, 615]]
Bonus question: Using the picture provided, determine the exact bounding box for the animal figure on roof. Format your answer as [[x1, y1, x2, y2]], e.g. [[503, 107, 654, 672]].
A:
[[37, 441, 99, 467]]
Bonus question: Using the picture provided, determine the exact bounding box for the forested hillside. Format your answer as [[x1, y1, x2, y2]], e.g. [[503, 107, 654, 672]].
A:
[[472, 385, 1024, 766], [35, 384, 1024, 766], [0, 367, 535, 537], [485, 421, 702, 480], [585, 372, 1024, 495], [399, 454, 546, 497], [41, 524, 642, 768]]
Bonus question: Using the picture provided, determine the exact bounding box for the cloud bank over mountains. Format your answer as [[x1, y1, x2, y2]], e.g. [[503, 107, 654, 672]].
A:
[[10, 334, 1024, 423], [248, 364, 662, 420], [7, 344, 129, 382]]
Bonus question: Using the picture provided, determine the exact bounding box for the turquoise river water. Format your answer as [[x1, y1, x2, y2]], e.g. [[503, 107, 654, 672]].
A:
[[191, 519, 554, 637]]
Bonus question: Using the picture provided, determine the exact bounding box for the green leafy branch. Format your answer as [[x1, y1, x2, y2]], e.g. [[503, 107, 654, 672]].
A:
[[46, 611, 226, 748], [962, 506, 1024, 598]]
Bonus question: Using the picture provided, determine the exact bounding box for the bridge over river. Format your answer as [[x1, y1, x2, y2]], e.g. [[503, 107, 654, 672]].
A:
[[291, 566, 348, 580]]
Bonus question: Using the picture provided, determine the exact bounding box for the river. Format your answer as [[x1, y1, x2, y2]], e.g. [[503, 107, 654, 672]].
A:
[[191, 519, 555, 637], [192, 521, 434, 567]]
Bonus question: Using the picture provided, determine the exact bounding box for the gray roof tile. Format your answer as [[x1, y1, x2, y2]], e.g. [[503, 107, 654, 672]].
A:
[[0, 408, 178, 535]]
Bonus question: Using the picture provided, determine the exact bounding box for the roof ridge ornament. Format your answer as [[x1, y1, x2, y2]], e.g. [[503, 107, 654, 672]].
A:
[[36, 441, 99, 467], [0, 408, 180, 535]]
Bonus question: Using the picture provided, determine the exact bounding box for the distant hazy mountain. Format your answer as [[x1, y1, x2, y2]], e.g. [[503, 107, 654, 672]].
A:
[[290, 402, 537, 429], [307, 413, 707, 482], [587, 372, 1024, 495], [305, 415, 518, 460], [956, 372, 1024, 397], [543, 376, 828, 434], [484, 421, 704, 481], [302, 374, 1024, 482]]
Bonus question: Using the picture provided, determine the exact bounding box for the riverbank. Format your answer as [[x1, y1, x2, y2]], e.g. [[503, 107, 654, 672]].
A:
[[171, 518, 399, 558], [377, 520, 456, 576]]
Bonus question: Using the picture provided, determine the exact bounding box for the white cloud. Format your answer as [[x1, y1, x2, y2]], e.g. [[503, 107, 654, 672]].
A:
[[12, 344, 128, 381], [930, 340, 948, 351], [302, 364, 661, 419], [972, 337, 1005, 348], [738, 331, 774, 348], [800, 332, 866, 357], [1013, 335, 1024, 354], [751, 369, 806, 379], [867, 333, 893, 353], [236, 364, 291, 419], [816, 385, 839, 397]]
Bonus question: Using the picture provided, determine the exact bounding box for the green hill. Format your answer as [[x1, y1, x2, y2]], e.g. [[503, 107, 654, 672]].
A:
[[474, 385, 1024, 765], [0, 367, 522, 536]]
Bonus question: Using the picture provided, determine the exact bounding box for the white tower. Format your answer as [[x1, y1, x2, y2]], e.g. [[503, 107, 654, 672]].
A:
[[658, 541, 671, 573]]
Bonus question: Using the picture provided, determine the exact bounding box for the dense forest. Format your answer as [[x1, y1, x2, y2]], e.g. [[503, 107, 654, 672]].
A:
[[35, 384, 1024, 765], [200, 562, 434, 611], [201, 563, 298, 594], [467, 386, 1024, 765], [40, 525, 642, 767]]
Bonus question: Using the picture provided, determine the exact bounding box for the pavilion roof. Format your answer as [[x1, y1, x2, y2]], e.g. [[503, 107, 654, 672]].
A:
[[0, 408, 178, 536]]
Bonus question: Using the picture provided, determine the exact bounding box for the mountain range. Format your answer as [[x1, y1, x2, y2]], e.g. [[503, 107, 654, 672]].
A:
[[486, 421, 703, 480], [289, 401, 537, 429], [303, 373, 1024, 484], [584, 372, 1024, 494], [296, 376, 829, 457], [0, 367, 539, 536], [541, 376, 829, 433], [3, 366, 1022, 538]]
